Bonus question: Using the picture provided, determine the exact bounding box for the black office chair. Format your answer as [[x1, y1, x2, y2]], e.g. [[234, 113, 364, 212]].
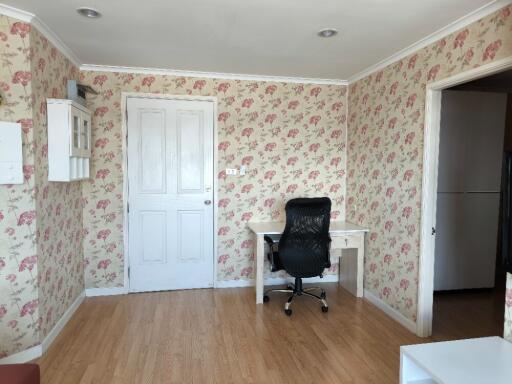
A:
[[263, 197, 331, 315]]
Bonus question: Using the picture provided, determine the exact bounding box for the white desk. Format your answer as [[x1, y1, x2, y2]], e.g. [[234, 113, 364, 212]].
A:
[[248, 221, 368, 304], [400, 337, 512, 384]]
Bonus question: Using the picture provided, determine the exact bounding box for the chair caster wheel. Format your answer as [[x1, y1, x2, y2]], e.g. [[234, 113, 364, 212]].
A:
[[320, 291, 326, 299], [321, 306, 328, 313], [263, 295, 269, 303], [284, 309, 292, 316]]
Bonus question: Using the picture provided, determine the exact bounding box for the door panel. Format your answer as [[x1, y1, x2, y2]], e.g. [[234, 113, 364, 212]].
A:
[[127, 97, 214, 292], [434, 193, 499, 290], [70, 108, 81, 157], [139, 109, 166, 193], [177, 210, 204, 262], [438, 91, 506, 192], [177, 111, 204, 193], [140, 211, 167, 263], [81, 111, 91, 157]]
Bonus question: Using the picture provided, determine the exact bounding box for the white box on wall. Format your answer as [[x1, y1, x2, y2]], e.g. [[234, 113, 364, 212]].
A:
[[0, 122, 23, 184]]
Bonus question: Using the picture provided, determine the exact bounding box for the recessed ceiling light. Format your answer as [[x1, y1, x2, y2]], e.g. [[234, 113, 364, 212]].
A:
[[318, 29, 338, 38], [77, 7, 102, 18]]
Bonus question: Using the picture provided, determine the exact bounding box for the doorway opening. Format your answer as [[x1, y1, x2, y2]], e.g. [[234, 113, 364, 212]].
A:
[[418, 58, 512, 338], [432, 78, 511, 340]]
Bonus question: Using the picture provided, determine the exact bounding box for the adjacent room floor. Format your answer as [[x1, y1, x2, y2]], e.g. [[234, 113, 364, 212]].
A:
[[432, 277, 507, 341], [38, 283, 504, 384]]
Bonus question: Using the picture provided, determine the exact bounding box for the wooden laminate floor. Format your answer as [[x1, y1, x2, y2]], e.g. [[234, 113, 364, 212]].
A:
[[38, 283, 504, 384], [432, 285, 506, 341]]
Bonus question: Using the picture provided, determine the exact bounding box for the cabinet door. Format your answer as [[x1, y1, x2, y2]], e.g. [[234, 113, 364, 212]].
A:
[[80, 111, 91, 157], [70, 107, 82, 157]]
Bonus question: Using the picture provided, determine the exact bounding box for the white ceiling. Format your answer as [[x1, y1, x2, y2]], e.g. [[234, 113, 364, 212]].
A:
[[3, 0, 499, 80]]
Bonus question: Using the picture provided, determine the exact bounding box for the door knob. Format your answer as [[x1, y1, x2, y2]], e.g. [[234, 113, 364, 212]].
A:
[[204, 200, 212, 205]]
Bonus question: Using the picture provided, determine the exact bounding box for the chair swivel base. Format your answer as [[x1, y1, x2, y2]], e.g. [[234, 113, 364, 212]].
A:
[[263, 277, 328, 316]]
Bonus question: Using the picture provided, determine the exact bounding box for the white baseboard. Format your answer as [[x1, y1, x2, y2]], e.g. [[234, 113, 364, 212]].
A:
[[0, 345, 42, 365], [0, 291, 86, 364], [364, 288, 417, 334], [85, 287, 129, 297], [215, 274, 339, 288], [85, 277, 338, 291], [41, 292, 85, 353]]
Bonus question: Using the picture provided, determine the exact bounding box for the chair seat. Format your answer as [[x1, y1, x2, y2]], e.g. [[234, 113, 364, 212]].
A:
[[0, 364, 40, 384]]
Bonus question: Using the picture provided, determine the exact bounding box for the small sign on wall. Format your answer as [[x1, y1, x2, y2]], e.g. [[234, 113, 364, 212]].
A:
[[0, 122, 23, 184]]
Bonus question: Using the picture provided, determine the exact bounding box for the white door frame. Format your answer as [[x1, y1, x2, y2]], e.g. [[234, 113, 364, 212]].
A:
[[417, 56, 512, 337], [121, 92, 219, 291]]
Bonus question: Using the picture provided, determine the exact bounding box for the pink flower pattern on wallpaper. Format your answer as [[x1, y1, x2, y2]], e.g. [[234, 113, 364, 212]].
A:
[[506, 274, 512, 341], [0, 15, 83, 358], [347, 6, 512, 322], [30, 27, 84, 340], [79, 72, 347, 288], [0, 15, 39, 359], [1, 4, 512, 360]]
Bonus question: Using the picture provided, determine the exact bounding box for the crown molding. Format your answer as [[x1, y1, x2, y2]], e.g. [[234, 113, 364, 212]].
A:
[[80, 64, 348, 85], [2, 2, 347, 86], [0, 3, 33, 22], [3, 1, 511, 86], [30, 15, 81, 67], [0, 3, 81, 67], [347, 0, 512, 83]]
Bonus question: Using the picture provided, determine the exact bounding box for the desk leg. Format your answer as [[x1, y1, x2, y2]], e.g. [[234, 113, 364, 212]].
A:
[[339, 235, 365, 298], [255, 234, 265, 304], [356, 238, 364, 298]]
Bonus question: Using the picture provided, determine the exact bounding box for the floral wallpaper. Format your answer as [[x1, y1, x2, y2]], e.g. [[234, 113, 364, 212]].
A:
[[347, 5, 512, 322], [0, 15, 39, 359], [79, 71, 347, 288], [505, 273, 512, 341], [0, 15, 83, 359], [29, 27, 83, 340], [2, 4, 512, 362]]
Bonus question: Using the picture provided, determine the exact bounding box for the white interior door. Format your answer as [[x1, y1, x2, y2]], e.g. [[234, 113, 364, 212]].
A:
[[434, 91, 506, 291], [127, 97, 214, 292]]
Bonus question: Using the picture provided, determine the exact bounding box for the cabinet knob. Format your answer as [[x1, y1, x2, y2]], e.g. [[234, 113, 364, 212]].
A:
[[204, 200, 212, 205]]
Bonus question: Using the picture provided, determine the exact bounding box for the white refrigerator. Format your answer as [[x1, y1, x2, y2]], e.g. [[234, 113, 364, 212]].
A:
[[434, 91, 507, 291]]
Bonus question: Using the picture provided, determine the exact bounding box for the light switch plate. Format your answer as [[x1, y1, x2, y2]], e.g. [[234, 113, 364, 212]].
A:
[[0, 122, 23, 184]]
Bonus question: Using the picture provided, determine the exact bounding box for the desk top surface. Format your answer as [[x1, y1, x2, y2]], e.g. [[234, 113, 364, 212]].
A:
[[401, 337, 512, 384], [248, 221, 369, 235]]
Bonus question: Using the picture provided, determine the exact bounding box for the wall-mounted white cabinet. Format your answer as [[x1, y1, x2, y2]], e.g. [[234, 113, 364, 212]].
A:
[[47, 99, 91, 182]]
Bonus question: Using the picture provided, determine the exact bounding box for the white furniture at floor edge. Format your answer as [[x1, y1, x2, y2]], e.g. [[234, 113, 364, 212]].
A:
[[47, 99, 91, 181], [400, 336, 512, 384]]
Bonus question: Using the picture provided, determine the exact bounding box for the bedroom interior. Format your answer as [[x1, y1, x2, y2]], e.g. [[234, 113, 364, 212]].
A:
[[1, 1, 512, 383]]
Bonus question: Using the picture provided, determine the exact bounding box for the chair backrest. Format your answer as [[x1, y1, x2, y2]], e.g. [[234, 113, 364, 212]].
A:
[[278, 197, 331, 278]]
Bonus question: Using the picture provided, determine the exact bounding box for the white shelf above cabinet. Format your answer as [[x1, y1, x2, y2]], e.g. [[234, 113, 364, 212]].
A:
[[47, 99, 91, 182]]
